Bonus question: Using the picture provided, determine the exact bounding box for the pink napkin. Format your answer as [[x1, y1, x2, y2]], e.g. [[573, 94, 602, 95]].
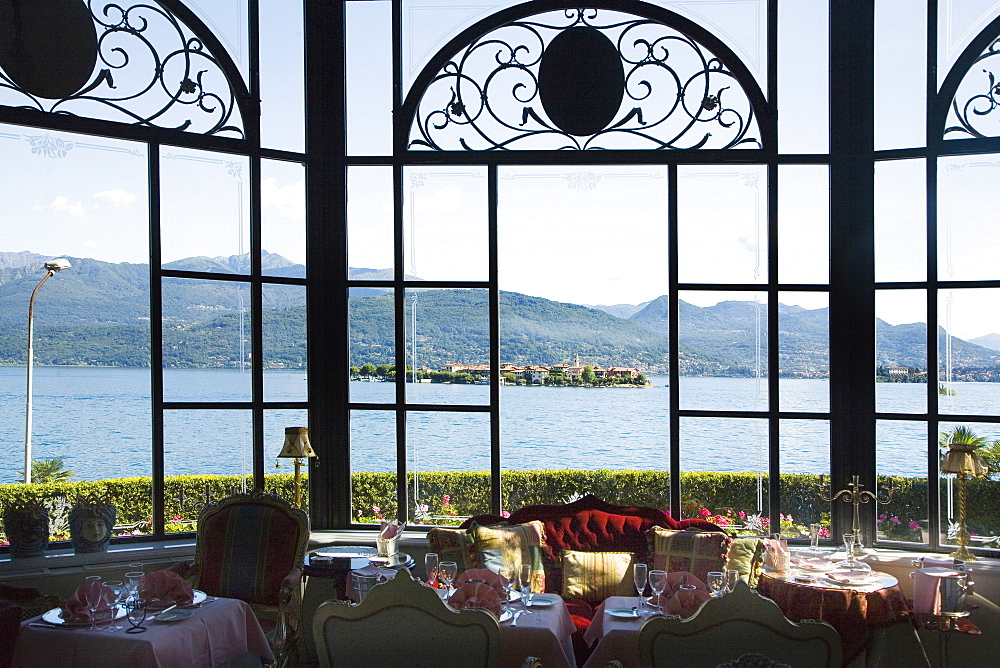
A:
[[921, 555, 956, 569], [141, 569, 195, 610], [59, 582, 112, 624], [448, 582, 502, 618], [454, 568, 507, 597], [913, 567, 964, 614], [380, 520, 403, 539], [665, 571, 708, 595], [659, 588, 712, 618]]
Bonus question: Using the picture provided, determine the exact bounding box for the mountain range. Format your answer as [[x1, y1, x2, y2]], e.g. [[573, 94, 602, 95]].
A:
[[2, 251, 1000, 378]]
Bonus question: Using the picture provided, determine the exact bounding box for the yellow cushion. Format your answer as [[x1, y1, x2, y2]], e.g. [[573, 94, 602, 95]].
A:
[[468, 521, 547, 591], [561, 550, 635, 602], [648, 528, 730, 583], [726, 536, 765, 587]]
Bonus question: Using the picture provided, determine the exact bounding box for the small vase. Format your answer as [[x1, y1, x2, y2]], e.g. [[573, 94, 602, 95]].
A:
[[3, 503, 50, 558]]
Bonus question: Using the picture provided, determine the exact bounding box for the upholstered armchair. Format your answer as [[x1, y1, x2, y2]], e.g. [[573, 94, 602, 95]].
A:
[[171, 492, 309, 667]]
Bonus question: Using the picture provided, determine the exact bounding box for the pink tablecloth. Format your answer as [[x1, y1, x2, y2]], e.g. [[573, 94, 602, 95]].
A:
[[13, 597, 274, 667], [500, 594, 578, 668], [581, 596, 647, 668]]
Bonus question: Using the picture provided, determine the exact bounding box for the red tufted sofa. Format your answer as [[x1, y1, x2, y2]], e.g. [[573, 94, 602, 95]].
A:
[[457, 494, 725, 663]]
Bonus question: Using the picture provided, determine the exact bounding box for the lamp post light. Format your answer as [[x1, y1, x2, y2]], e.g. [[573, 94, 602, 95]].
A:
[[24, 258, 71, 484]]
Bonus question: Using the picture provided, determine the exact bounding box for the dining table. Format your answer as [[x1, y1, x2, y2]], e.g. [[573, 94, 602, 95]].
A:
[[499, 592, 578, 668], [12, 595, 274, 668], [579, 595, 651, 668]]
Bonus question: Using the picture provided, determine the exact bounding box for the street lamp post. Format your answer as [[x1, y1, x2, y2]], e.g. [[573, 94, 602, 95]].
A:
[[24, 258, 71, 484]]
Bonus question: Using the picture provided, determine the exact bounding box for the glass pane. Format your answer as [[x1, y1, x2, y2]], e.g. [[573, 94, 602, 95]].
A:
[[265, 408, 310, 509], [407, 411, 491, 525], [679, 165, 767, 285], [260, 0, 305, 152], [263, 284, 307, 401], [875, 0, 927, 150], [875, 159, 926, 282], [403, 166, 488, 282], [938, 0, 1000, 88], [877, 420, 929, 545], [779, 292, 829, 412], [347, 1, 393, 156], [350, 287, 395, 404], [938, 289, 1000, 414], [680, 417, 770, 529], [160, 148, 250, 272], [405, 288, 490, 406], [162, 278, 252, 402], [780, 419, 831, 542], [499, 165, 667, 312], [679, 291, 768, 412], [938, 420, 999, 553], [779, 166, 829, 284], [262, 160, 306, 278], [938, 155, 1000, 281], [163, 409, 252, 533], [187, 0, 250, 79], [351, 409, 398, 524], [876, 289, 927, 414], [778, 0, 829, 154], [348, 166, 395, 281], [499, 368, 668, 510]]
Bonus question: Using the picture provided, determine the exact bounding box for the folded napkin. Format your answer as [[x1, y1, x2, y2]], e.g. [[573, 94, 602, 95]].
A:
[[913, 566, 966, 614], [665, 571, 708, 595], [59, 582, 113, 624], [920, 555, 956, 569], [141, 569, 194, 610], [448, 582, 502, 618], [454, 568, 507, 597], [380, 519, 404, 539], [658, 588, 712, 618]]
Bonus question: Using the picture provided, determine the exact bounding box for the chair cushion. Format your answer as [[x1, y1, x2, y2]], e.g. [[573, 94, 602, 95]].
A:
[[197, 502, 304, 606], [426, 526, 478, 571], [649, 528, 731, 583], [561, 550, 635, 603], [726, 536, 765, 587], [468, 520, 547, 592]]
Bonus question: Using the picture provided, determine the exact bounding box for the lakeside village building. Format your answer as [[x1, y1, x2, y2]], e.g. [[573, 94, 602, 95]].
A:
[[440, 354, 642, 384]]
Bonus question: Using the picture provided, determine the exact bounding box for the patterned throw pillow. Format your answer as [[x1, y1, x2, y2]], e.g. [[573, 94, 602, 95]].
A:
[[561, 550, 635, 603], [468, 521, 547, 592], [648, 528, 730, 582], [726, 536, 765, 587], [426, 527, 478, 572]]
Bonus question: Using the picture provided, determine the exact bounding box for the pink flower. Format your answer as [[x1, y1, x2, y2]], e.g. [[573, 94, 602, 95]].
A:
[[171, 514, 181, 522], [819, 528, 830, 538], [738, 511, 747, 519], [500, 510, 511, 518], [890, 517, 901, 524], [699, 508, 711, 518], [908, 521, 921, 529], [441, 495, 451, 508]]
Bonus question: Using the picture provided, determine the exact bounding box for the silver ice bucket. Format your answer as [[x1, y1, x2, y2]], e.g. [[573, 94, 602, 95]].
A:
[[939, 572, 971, 617]]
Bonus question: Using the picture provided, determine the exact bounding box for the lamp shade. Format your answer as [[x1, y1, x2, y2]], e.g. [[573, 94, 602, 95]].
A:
[[278, 426, 316, 459], [941, 442, 988, 477]]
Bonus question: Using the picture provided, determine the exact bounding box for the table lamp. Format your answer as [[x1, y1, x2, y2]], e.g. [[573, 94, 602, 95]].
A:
[[277, 426, 316, 509], [940, 437, 988, 561]]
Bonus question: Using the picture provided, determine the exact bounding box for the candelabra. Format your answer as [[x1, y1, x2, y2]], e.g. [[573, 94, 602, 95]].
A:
[[818, 474, 894, 553]]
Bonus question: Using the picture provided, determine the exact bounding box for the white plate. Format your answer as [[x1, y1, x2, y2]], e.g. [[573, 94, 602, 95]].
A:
[[607, 608, 642, 619], [507, 590, 522, 602], [153, 608, 195, 622], [42, 606, 127, 626], [795, 559, 836, 572], [499, 609, 513, 623], [147, 589, 207, 611], [524, 597, 554, 607], [824, 570, 877, 586]]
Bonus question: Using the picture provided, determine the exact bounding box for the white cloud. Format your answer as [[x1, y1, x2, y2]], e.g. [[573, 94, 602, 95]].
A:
[[94, 189, 137, 206], [261, 176, 305, 220], [34, 195, 85, 217], [83, 240, 99, 249]]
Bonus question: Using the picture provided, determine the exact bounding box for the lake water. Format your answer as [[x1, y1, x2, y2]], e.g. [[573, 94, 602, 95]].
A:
[[2, 366, 996, 484]]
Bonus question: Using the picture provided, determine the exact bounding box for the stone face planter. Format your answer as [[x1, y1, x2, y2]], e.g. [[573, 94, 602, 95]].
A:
[[69, 495, 116, 554], [3, 502, 50, 558]]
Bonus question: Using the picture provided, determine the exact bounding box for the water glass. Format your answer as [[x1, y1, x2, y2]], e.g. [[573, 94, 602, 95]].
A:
[[633, 563, 648, 613], [707, 571, 725, 597], [519, 563, 534, 608], [125, 571, 145, 603], [648, 570, 667, 613], [809, 524, 821, 550], [425, 552, 439, 587], [104, 580, 125, 632], [498, 566, 514, 611], [724, 569, 739, 594], [84, 575, 102, 632], [439, 561, 458, 599]]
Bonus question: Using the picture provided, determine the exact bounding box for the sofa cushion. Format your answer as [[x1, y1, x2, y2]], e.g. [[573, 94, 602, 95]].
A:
[[561, 550, 635, 603], [726, 535, 765, 587], [649, 528, 731, 583], [426, 527, 478, 571], [468, 520, 547, 592]]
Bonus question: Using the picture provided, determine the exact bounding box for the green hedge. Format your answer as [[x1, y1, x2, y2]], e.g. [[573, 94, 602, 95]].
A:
[[3, 470, 998, 543]]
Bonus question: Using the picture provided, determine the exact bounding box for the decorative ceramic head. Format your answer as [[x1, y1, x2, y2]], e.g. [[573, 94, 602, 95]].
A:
[[70, 494, 116, 554], [2, 499, 49, 558]]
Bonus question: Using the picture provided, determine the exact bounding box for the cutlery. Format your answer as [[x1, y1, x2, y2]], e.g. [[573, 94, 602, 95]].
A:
[[28, 623, 76, 630], [149, 603, 178, 620], [510, 610, 523, 626]]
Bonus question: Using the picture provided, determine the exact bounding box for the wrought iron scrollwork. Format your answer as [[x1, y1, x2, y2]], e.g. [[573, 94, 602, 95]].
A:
[[407, 8, 760, 151], [0, 1, 243, 138], [945, 36, 1000, 140]]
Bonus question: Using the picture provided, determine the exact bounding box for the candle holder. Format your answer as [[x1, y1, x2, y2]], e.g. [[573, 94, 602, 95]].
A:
[[817, 474, 894, 554]]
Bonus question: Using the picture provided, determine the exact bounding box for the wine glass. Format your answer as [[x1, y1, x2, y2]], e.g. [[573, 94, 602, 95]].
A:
[[84, 576, 102, 632], [648, 569, 667, 614], [425, 552, 439, 588], [125, 571, 145, 604], [725, 569, 740, 594], [835, 532, 872, 571], [104, 580, 124, 632], [707, 571, 725, 597], [125, 597, 147, 633], [633, 563, 648, 615], [498, 565, 514, 612], [438, 561, 457, 600], [519, 564, 534, 610]]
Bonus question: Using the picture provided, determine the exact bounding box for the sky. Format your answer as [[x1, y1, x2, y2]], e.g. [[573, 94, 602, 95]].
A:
[[5, 0, 1000, 339]]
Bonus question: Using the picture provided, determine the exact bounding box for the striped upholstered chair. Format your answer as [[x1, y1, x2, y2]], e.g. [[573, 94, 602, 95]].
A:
[[173, 492, 309, 667]]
